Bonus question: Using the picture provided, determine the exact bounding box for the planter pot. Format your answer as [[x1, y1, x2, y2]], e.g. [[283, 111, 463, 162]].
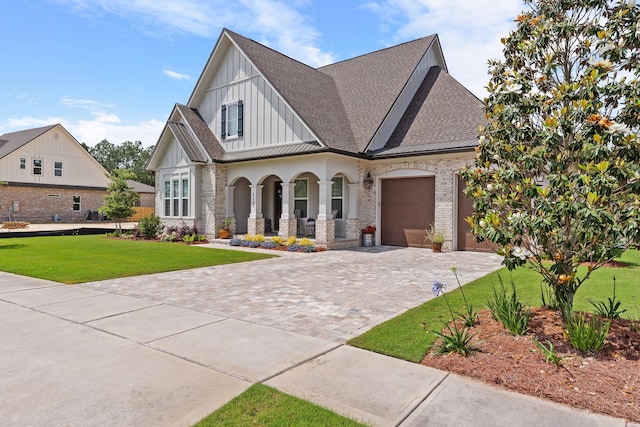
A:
[[432, 242, 442, 253], [218, 229, 230, 239], [362, 233, 375, 247]]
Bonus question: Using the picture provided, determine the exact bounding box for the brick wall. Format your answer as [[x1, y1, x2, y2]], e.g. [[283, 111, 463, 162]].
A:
[[0, 184, 107, 223]]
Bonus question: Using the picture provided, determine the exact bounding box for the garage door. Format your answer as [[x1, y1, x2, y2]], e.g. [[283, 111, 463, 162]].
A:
[[457, 176, 497, 252], [380, 177, 435, 247]]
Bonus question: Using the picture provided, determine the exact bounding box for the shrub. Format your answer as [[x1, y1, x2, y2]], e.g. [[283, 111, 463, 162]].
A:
[[299, 238, 313, 246], [229, 238, 242, 246], [565, 313, 610, 355], [182, 234, 196, 244], [288, 243, 301, 252], [196, 234, 208, 242], [160, 231, 179, 242], [533, 339, 566, 367], [431, 323, 480, 357], [301, 245, 317, 253], [588, 276, 626, 319], [137, 214, 164, 240], [429, 280, 480, 357], [271, 236, 284, 246], [286, 236, 298, 246], [253, 234, 266, 243], [488, 276, 531, 336], [260, 241, 278, 249]]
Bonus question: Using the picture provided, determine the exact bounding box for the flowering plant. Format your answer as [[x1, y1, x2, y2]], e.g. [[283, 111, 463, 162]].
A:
[[361, 225, 376, 234]]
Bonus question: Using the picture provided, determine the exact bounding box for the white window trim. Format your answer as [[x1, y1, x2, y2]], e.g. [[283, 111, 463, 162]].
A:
[[32, 158, 43, 176], [331, 176, 344, 220], [72, 195, 81, 212]]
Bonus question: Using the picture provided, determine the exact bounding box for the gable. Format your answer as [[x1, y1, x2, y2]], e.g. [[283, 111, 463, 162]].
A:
[[0, 124, 110, 187], [190, 33, 320, 153]]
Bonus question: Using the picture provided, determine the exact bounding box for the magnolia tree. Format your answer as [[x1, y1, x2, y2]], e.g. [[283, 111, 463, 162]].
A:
[[461, 0, 640, 312]]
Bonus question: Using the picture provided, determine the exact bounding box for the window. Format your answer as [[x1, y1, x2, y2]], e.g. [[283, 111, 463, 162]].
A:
[[72, 195, 81, 212], [331, 176, 344, 219], [33, 159, 42, 175], [54, 161, 63, 177], [19, 158, 26, 170], [164, 181, 171, 216], [294, 178, 308, 218], [173, 180, 179, 217], [181, 178, 189, 217], [221, 100, 243, 139]]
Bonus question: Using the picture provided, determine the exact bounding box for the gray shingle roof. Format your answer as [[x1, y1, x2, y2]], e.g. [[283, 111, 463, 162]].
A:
[[226, 30, 357, 153], [167, 121, 208, 163], [176, 104, 224, 161], [373, 66, 485, 157], [319, 36, 437, 153], [0, 125, 57, 159], [172, 29, 483, 163]]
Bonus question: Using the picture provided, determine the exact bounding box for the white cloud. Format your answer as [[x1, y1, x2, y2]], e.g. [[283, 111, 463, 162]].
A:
[[162, 69, 191, 81], [3, 114, 164, 148], [363, 0, 526, 98], [51, 0, 334, 66]]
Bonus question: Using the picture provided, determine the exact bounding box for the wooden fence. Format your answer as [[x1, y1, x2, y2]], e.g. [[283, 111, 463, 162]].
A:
[[127, 207, 155, 222]]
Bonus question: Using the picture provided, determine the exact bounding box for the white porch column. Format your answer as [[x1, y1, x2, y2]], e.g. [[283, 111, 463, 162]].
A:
[[249, 184, 264, 219], [317, 180, 334, 220], [279, 182, 297, 237], [248, 184, 264, 235]]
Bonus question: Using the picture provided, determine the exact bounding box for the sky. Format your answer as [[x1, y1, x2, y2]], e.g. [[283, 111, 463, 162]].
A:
[[2, 0, 526, 148]]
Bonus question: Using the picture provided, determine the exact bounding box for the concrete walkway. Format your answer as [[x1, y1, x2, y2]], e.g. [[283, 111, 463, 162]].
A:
[[0, 246, 634, 426]]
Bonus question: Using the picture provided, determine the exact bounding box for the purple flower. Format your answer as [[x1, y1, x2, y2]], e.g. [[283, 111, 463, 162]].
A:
[[432, 281, 447, 297]]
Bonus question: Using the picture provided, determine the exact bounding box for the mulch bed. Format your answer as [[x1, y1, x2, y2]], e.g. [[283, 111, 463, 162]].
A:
[[422, 308, 640, 422]]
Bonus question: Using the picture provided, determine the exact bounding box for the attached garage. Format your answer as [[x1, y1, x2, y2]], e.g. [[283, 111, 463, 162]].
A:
[[456, 176, 497, 252], [380, 177, 435, 247]]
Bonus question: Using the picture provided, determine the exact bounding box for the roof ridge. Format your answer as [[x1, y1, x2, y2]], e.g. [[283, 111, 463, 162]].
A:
[[318, 35, 436, 70]]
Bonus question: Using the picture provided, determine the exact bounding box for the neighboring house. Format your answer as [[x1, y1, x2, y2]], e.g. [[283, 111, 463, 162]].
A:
[[0, 124, 154, 223], [148, 28, 488, 250]]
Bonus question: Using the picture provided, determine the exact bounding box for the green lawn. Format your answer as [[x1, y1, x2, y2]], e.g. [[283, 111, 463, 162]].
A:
[[0, 235, 275, 283], [349, 250, 640, 363], [194, 384, 367, 427]]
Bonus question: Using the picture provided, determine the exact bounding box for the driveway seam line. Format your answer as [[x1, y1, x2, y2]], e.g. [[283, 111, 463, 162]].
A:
[[395, 371, 450, 427], [258, 343, 345, 383]]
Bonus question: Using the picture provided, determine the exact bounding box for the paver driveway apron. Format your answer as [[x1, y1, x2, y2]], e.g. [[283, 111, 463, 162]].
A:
[[82, 245, 502, 342]]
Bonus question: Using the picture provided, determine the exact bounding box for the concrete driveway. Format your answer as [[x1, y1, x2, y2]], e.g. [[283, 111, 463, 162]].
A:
[[0, 246, 511, 426]]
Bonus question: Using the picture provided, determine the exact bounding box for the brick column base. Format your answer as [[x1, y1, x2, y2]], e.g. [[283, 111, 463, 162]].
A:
[[279, 218, 298, 238], [247, 217, 265, 236], [315, 219, 335, 245]]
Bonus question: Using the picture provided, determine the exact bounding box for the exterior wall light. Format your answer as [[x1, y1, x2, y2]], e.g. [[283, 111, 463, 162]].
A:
[[363, 172, 374, 190]]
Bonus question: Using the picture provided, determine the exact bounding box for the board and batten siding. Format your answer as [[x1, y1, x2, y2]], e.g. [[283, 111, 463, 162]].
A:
[[0, 127, 109, 187], [197, 44, 314, 152], [157, 137, 192, 169], [367, 45, 446, 152]]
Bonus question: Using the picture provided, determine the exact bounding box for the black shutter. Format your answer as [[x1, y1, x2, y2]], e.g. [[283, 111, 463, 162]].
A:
[[221, 104, 227, 139], [237, 100, 243, 137]]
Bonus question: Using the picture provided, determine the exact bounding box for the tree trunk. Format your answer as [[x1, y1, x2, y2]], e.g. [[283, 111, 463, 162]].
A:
[[554, 286, 575, 320]]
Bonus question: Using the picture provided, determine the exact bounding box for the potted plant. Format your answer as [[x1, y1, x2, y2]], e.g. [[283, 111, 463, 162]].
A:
[[426, 224, 445, 252], [219, 217, 233, 239], [361, 225, 376, 247]]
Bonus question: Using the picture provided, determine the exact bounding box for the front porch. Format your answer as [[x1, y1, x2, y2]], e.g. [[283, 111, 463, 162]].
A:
[[223, 157, 363, 248]]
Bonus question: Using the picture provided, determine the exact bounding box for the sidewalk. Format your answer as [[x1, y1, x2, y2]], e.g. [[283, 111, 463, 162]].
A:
[[0, 271, 632, 427]]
